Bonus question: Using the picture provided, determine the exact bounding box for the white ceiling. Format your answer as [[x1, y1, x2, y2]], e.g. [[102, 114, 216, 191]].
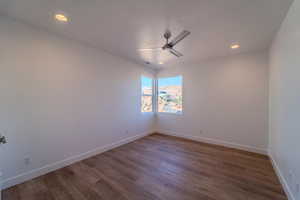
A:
[[0, 0, 293, 69]]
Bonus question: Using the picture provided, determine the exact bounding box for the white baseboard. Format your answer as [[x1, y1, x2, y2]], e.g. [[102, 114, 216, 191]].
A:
[[1, 130, 294, 200], [269, 154, 295, 200], [0, 171, 2, 200], [157, 130, 268, 155], [1, 131, 152, 190]]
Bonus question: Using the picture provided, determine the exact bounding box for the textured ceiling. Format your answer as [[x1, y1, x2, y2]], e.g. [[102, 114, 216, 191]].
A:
[[0, 0, 293, 68]]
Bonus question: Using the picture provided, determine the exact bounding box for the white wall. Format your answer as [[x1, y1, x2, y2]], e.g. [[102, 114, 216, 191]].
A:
[[269, 0, 300, 199], [156, 51, 269, 154], [0, 17, 155, 189]]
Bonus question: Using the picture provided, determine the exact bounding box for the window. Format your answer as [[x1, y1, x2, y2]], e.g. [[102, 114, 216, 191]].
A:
[[141, 76, 153, 112], [158, 76, 183, 114]]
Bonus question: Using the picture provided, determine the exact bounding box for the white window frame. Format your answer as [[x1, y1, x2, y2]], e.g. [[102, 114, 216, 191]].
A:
[[140, 75, 183, 115], [156, 75, 183, 115], [141, 76, 154, 113]]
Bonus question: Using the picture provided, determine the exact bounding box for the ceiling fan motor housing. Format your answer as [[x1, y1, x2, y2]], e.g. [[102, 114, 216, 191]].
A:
[[162, 43, 173, 50]]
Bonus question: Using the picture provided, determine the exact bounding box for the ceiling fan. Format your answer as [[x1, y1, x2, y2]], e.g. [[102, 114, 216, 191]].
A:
[[139, 30, 191, 57]]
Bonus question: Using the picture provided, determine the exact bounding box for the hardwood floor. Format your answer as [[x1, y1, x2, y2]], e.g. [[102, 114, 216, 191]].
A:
[[3, 133, 287, 200]]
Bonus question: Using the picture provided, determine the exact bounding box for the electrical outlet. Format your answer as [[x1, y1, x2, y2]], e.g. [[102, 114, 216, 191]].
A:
[[125, 130, 129, 134], [199, 130, 203, 134], [24, 157, 31, 165], [288, 170, 293, 182]]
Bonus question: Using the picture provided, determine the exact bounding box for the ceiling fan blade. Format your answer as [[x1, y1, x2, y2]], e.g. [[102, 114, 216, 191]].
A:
[[169, 48, 183, 57], [169, 30, 191, 47], [138, 47, 162, 51]]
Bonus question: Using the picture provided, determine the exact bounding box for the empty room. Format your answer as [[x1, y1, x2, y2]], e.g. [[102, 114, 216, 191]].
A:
[[0, 0, 299, 199]]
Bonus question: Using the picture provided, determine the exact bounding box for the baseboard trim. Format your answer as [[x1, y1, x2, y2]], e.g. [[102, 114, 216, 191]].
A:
[[269, 153, 295, 200], [157, 130, 268, 155], [0, 171, 2, 200], [1, 131, 152, 190]]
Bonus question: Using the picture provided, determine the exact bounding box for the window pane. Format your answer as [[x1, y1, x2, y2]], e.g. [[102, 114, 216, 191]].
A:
[[158, 76, 182, 114], [141, 76, 153, 112]]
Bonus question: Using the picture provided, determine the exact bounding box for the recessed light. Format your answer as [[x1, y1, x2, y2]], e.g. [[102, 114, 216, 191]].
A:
[[159, 62, 164, 65], [55, 14, 68, 22], [231, 44, 240, 49]]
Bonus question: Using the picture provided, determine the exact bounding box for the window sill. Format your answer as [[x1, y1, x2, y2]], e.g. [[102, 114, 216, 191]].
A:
[[156, 112, 183, 116], [141, 112, 154, 115]]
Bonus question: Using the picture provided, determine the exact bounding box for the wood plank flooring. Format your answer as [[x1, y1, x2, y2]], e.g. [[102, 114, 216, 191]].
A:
[[3, 133, 287, 200]]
